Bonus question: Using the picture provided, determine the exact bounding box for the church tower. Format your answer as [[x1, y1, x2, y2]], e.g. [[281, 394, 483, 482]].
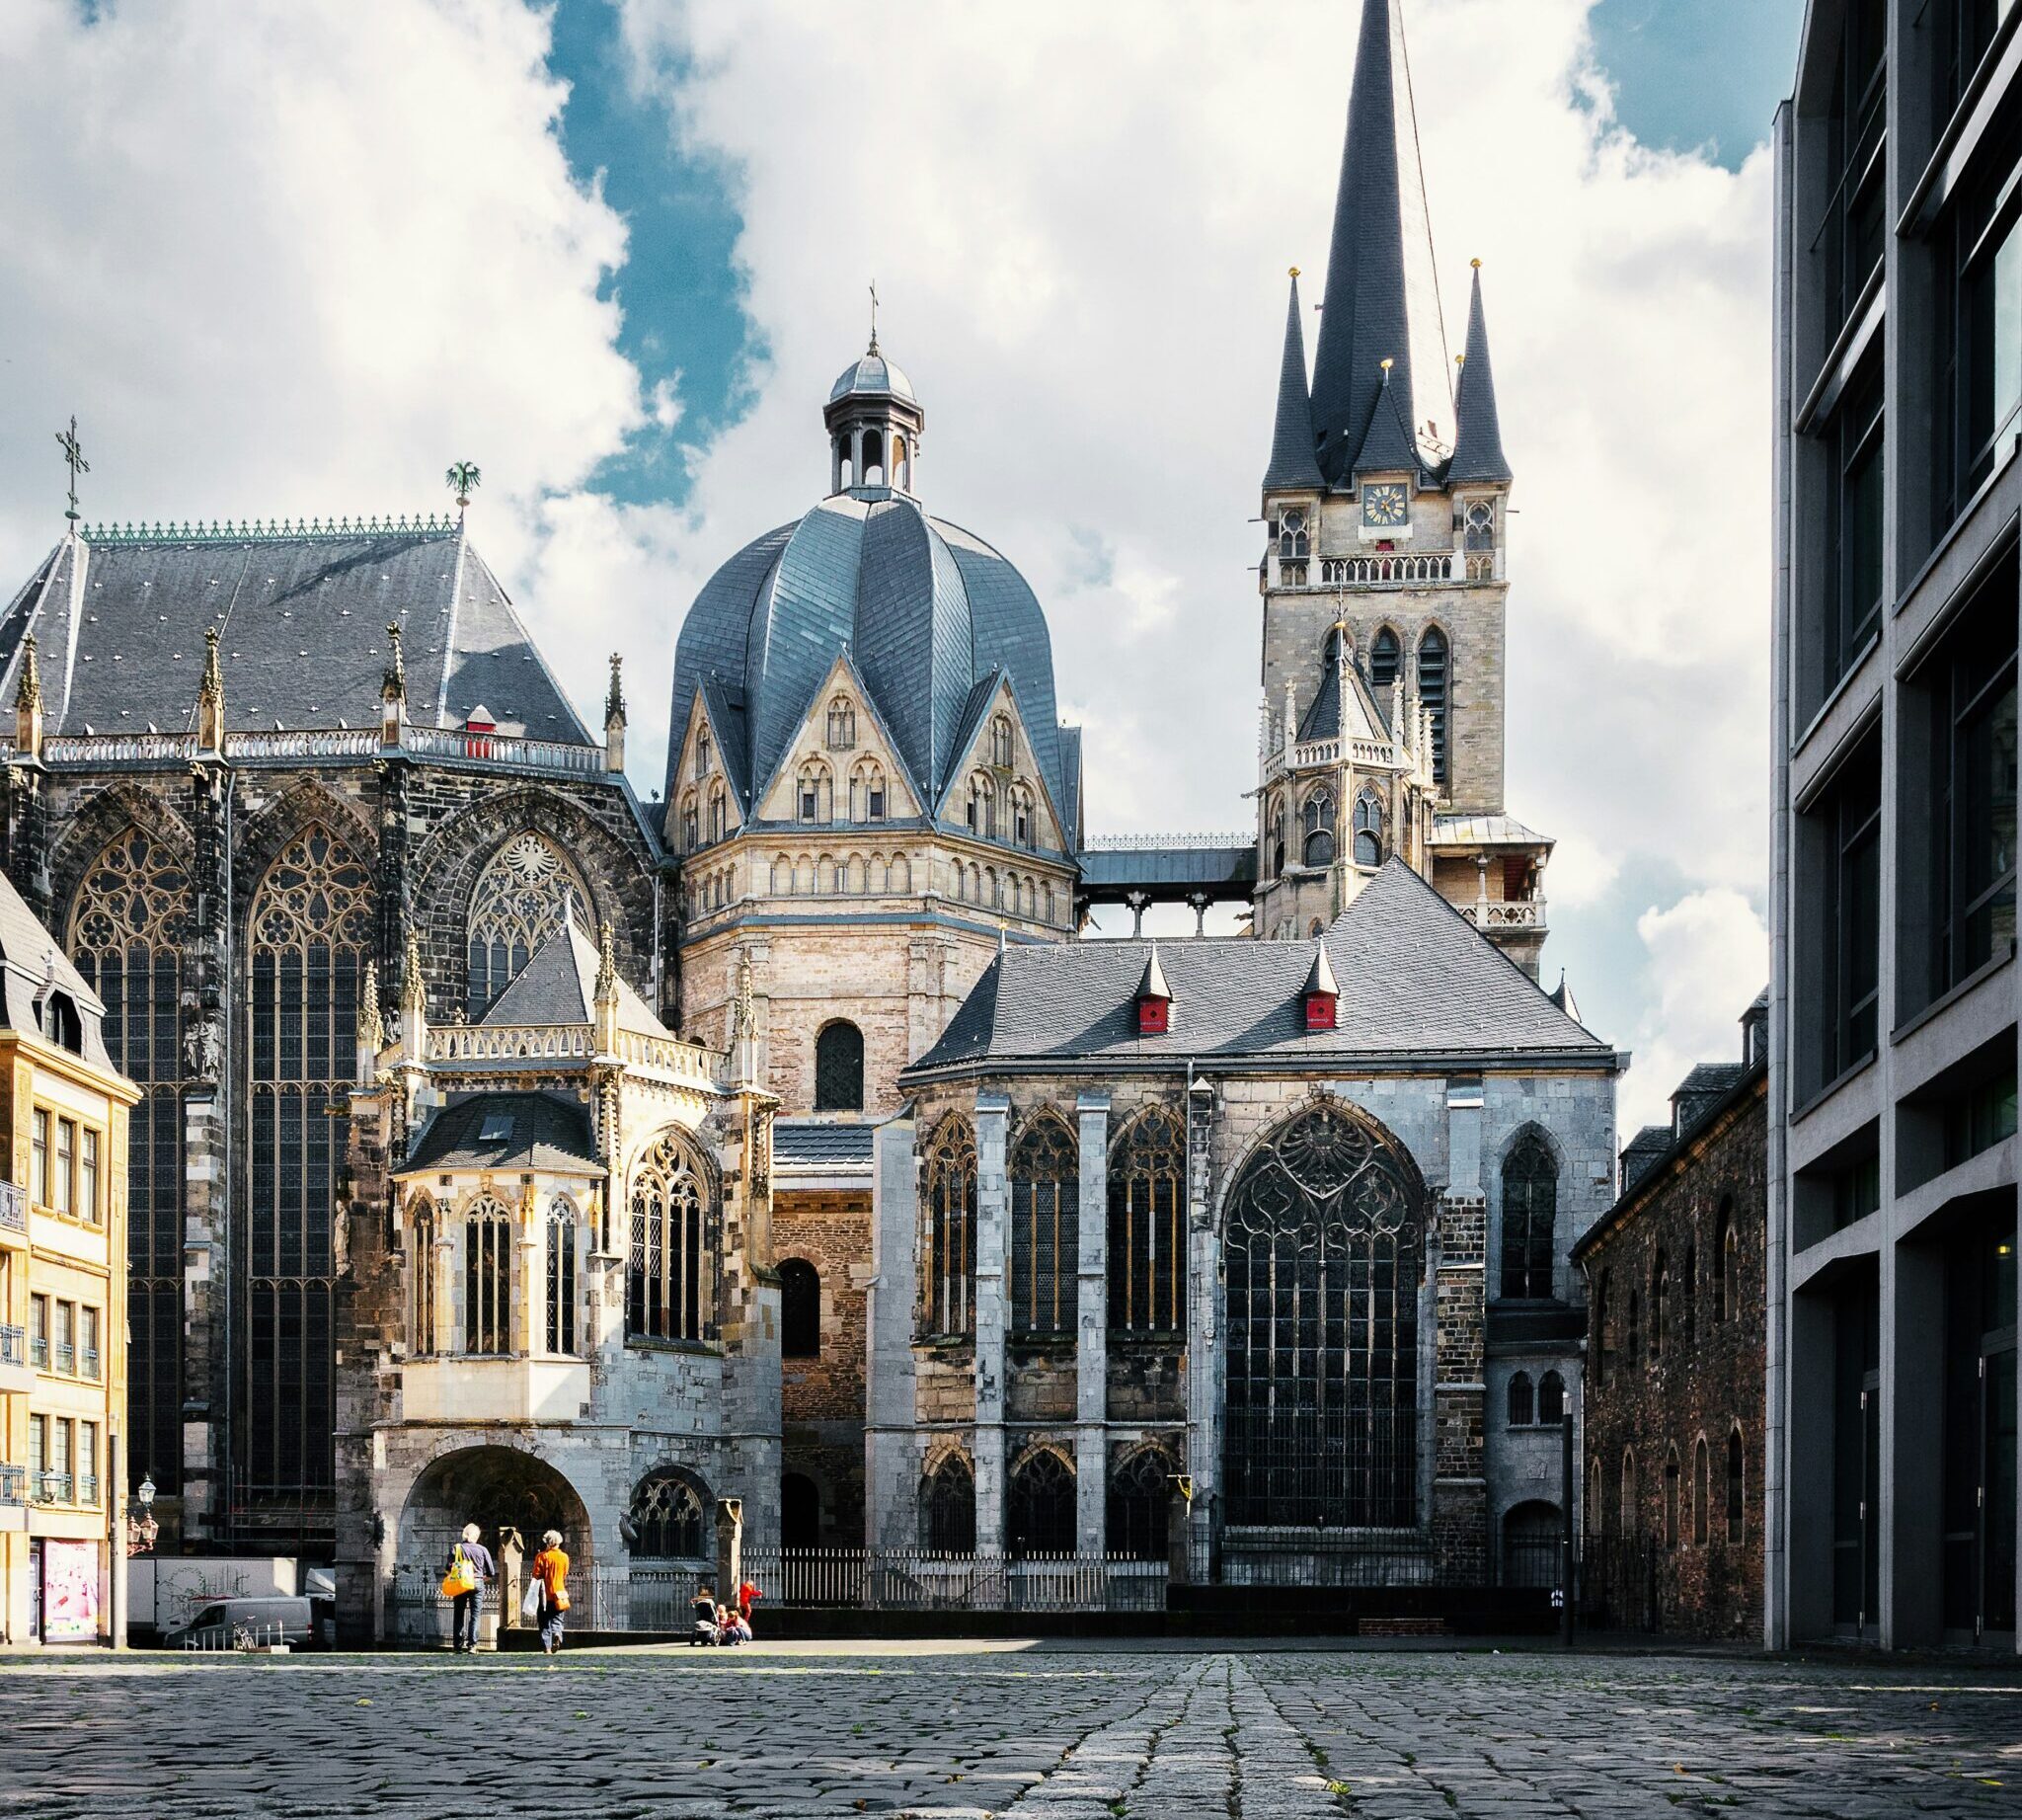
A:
[[1252, 0, 1550, 978]]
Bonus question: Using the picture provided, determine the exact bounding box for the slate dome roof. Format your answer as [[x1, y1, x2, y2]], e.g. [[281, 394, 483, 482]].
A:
[[828, 350, 916, 406], [665, 491, 1072, 842]]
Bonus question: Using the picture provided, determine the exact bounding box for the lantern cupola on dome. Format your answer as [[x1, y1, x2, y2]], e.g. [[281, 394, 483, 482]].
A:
[[825, 321, 923, 497]]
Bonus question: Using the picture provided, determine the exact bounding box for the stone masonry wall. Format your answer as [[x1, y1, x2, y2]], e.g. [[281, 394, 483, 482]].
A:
[[774, 1186, 871, 1543]]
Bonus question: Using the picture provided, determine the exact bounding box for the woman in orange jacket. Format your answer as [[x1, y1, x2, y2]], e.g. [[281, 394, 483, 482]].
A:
[[530, 1529, 571, 1655]]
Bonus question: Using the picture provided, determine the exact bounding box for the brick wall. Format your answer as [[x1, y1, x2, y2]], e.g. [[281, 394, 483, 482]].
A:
[[1579, 1075, 1766, 1641], [774, 1186, 870, 1543]]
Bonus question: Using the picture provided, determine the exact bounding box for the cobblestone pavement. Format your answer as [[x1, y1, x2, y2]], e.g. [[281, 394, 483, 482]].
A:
[[0, 1643, 2018, 1817]]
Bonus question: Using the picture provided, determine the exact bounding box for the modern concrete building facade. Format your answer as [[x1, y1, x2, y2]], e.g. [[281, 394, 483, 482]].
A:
[[1769, 0, 2020, 1648]]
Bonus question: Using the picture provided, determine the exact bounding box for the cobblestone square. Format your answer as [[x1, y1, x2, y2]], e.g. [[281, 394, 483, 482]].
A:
[[0, 1643, 2018, 1818]]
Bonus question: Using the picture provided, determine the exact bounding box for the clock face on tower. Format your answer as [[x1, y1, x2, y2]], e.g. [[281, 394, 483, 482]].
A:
[[1362, 483, 1409, 528]]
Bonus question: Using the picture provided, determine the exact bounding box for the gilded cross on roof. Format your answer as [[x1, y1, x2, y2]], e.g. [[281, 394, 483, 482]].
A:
[[55, 416, 88, 524], [867, 280, 880, 356]]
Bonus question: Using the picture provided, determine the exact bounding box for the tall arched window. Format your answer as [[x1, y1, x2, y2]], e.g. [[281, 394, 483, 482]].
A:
[[1301, 789, 1336, 867], [1268, 795, 1286, 878], [1222, 1101, 1422, 1527], [920, 1454, 975, 1553], [1108, 1106, 1185, 1335], [1500, 1133, 1557, 1300], [410, 1197, 438, 1356], [1595, 1269, 1613, 1384], [797, 758, 832, 826], [780, 1257, 820, 1358], [465, 1194, 511, 1355], [546, 1196, 578, 1356], [815, 1020, 864, 1113], [1538, 1369, 1566, 1426], [1418, 627, 1449, 787], [1354, 791, 1384, 868], [1627, 1289, 1641, 1367], [1682, 1242, 1697, 1346], [1106, 1448, 1174, 1562], [1508, 1371, 1534, 1426], [920, 1115, 976, 1336], [1369, 625, 1401, 691], [1007, 1449, 1076, 1557], [247, 821, 371, 1528], [1651, 1248, 1669, 1359], [679, 792, 699, 852], [629, 1465, 707, 1558], [967, 774, 996, 838], [1588, 1457, 1603, 1537], [1727, 1427, 1746, 1542], [628, 1131, 713, 1343], [1720, 1199, 1740, 1321], [69, 825, 190, 1494], [782, 1471, 820, 1547], [1620, 1449, 1639, 1538], [1010, 1114, 1077, 1336], [707, 783, 728, 844], [826, 695, 856, 751], [990, 715, 1015, 769], [1692, 1436, 1711, 1545], [465, 831, 591, 1019], [1665, 1448, 1681, 1549]]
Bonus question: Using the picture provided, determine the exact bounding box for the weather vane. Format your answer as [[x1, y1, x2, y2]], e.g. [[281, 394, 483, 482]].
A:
[[445, 460, 481, 517], [868, 280, 880, 355], [55, 416, 88, 524]]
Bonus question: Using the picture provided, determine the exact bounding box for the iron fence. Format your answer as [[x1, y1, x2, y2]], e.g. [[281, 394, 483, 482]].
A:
[[181, 1621, 287, 1653]]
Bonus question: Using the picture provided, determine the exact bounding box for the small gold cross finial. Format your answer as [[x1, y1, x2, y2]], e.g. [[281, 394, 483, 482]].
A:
[[55, 416, 88, 524]]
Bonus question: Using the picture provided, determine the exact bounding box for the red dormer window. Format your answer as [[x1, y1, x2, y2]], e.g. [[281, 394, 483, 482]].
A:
[[1138, 997, 1169, 1036], [1305, 992, 1338, 1032]]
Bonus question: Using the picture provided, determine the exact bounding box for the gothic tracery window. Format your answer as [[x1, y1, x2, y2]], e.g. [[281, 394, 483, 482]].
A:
[[630, 1465, 708, 1558], [465, 831, 591, 1019], [546, 1196, 579, 1356], [1301, 789, 1335, 867], [920, 1114, 977, 1336], [920, 1454, 975, 1553], [465, 1194, 511, 1355], [68, 825, 190, 1495], [1500, 1133, 1557, 1300], [247, 821, 372, 1531], [1221, 1101, 1421, 1528], [1010, 1114, 1077, 1335], [1106, 1447, 1175, 1561], [1354, 791, 1384, 868], [1108, 1106, 1185, 1335], [628, 1130, 714, 1343], [1007, 1449, 1076, 1557], [410, 1197, 438, 1356]]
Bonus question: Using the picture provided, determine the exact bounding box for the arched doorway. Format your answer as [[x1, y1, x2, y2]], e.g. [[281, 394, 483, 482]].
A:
[[1220, 1100, 1424, 1532], [396, 1446, 593, 1645]]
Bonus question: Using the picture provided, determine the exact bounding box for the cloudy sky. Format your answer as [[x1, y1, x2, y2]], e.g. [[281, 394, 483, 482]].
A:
[[0, 0, 1799, 1135]]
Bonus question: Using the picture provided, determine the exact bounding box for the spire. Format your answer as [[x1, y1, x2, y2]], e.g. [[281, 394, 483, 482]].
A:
[[196, 627, 225, 751], [1310, 0, 1415, 485], [1446, 261, 1513, 486], [594, 917, 619, 1008], [603, 652, 627, 774], [1263, 269, 1325, 492], [356, 959, 385, 1059], [401, 925, 427, 1023]]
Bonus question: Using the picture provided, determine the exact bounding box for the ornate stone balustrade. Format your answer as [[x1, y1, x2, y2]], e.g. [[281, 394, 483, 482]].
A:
[[400, 725, 605, 777], [1458, 898, 1547, 931], [1275, 547, 1505, 591], [426, 1023, 593, 1065], [1081, 831, 1252, 851], [14, 722, 606, 779], [224, 729, 380, 761]]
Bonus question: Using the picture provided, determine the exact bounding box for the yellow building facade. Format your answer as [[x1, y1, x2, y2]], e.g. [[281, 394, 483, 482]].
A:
[[0, 873, 137, 1646]]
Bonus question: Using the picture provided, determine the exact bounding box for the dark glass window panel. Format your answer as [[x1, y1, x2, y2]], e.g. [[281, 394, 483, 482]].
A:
[[1106, 1450, 1174, 1561], [1499, 1135, 1557, 1299], [921, 1457, 976, 1553], [1418, 629, 1449, 786], [1007, 1450, 1076, 1557], [780, 1257, 820, 1358], [814, 1021, 865, 1112]]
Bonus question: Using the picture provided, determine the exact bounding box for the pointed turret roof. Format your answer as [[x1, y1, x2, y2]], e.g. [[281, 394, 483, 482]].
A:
[[1354, 360, 1421, 478], [1136, 944, 1172, 1003], [1446, 263, 1512, 486], [1263, 272, 1325, 492], [1301, 941, 1340, 999], [1311, 0, 1413, 485]]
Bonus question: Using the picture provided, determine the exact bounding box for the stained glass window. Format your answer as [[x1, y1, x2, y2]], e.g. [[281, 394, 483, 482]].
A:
[[627, 1130, 713, 1343], [1009, 1114, 1077, 1335], [1108, 1107, 1184, 1335]]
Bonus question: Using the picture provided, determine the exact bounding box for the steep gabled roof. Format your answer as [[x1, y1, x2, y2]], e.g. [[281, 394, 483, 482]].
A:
[[1263, 272, 1326, 492], [907, 860, 1617, 1075], [1446, 264, 1513, 486], [402, 1089, 602, 1176], [480, 920, 662, 1038]]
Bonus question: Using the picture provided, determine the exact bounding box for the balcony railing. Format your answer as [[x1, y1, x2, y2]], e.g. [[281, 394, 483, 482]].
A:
[[0, 1465, 23, 1504], [15, 721, 610, 782], [0, 1181, 26, 1232], [1273, 548, 1506, 592], [424, 1021, 720, 1089], [77, 1475, 99, 1505], [1263, 734, 1405, 782], [0, 1325, 22, 1368], [1459, 898, 1548, 931], [82, 1348, 101, 1381], [29, 1336, 46, 1370], [54, 1343, 73, 1376], [34, 1471, 71, 1504]]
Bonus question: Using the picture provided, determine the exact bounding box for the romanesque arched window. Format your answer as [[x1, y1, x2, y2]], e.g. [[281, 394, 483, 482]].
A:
[[1727, 1427, 1746, 1543], [1010, 784, 1036, 850], [1627, 1288, 1641, 1366], [967, 774, 996, 839], [850, 758, 888, 823], [1717, 1197, 1739, 1321], [248, 821, 372, 1526], [1418, 627, 1449, 787], [1007, 1449, 1076, 1558], [1301, 789, 1335, 867], [815, 1020, 864, 1112], [1500, 1133, 1557, 1300], [920, 1115, 977, 1336], [920, 1454, 975, 1553], [1222, 1101, 1422, 1528], [990, 714, 1015, 769], [1588, 1457, 1603, 1538], [695, 725, 711, 779], [1651, 1247, 1669, 1359], [1693, 1435, 1711, 1545], [546, 1196, 579, 1357], [679, 792, 699, 852], [1370, 625, 1401, 691], [1354, 791, 1384, 868], [796, 758, 831, 826], [1009, 1113, 1077, 1336], [1106, 1448, 1174, 1562], [68, 824, 190, 1495], [409, 1197, 438, 1356], [1538, 1369, 1565, 1426], [629, 1465, 708, 1558], [1682, 1241, 1698, 1346], [627, 1130, 713, 1343], [465, 1193, 511, 1355], [1108, 1106, 1185, 1335], [780, 1257, 819, 1358], [1508, 1371, 1534, 1426], [707, 783, 727, 844], [465, 831, 591, 1019], [826, 695, 856, 751]]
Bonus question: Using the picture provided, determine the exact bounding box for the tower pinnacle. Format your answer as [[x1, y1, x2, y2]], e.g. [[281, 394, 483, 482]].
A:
[[1263, 270, 1325, 492]]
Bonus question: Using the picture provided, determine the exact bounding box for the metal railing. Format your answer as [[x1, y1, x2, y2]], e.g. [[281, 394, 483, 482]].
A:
[[0, 1325, 22, 1369], [81, 1348, 100, 1381], [29, 1336, 46, 1370], [0, 1182, 26, 1232], [54, 1343, 73, 1376], [182, 1620, 287, 1653], [0, 1465, 24, 1504], [739, 1546, 1170, 1615], [77, 1474, 99, 1505], [1080, 831, 1252, 852]]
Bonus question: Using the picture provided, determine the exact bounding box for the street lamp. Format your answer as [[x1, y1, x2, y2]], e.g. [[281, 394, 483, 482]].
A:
[[125, 1471, 159, 1557]]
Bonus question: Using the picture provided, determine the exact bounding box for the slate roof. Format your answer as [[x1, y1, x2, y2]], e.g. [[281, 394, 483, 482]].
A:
[[906, 859, 1618, 1076], [1262, 273, 1325, 492], [774, 1119, 878, 1169], [665, 491, 1077, 847], [402, 1090, 602, 1175], [1445, 266, 1513, 486], [830, 350, 916, 406], [1430, 814, 1552, 850], [0, 525, 589, 741], [480, 921, 663, 1038], [1297, 638, 1393, 744], [1617, 1125, 1674, 1195], [0, 864, 112, 1069]]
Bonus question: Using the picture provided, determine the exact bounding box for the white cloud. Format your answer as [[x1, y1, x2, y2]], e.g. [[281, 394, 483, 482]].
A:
[[1621, 888, 1769, 1134]]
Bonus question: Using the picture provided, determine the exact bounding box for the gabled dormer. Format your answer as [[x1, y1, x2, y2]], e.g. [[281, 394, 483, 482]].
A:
[[752, 651, 925, 831], [668, 687, 744, 854], [934, 672, 1067, 857]]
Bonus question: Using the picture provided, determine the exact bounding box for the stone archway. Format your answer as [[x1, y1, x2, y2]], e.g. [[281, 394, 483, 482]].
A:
[[396, 1446, 594, 1641]]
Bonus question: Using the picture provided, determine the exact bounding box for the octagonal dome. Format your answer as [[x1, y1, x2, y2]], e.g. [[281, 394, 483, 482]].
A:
[[829, 350, 916, 407]]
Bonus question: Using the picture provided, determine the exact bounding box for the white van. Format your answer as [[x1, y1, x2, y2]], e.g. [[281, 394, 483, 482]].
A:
[[162, 1594, 331, 1651]]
